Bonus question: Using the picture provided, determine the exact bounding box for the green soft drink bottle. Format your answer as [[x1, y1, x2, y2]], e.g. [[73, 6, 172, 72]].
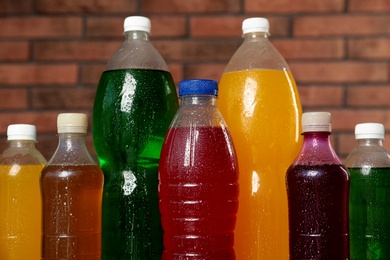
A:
[[345, 123, 390, 259], [92, 16, 179, 259]]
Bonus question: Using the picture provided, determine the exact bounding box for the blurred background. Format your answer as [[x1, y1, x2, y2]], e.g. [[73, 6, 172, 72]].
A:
[[0, 0, 389, 160]]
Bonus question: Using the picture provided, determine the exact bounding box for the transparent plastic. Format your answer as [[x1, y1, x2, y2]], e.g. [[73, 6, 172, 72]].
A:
[[93, 16, 179, 258], [286, 112, 350, 259], [41, 114, 103, 259], [159, 80, 239, 259], [217, 17, 302, 259], [0, 125, 46, 260], [223, 30, 290, 72], [345, 123, 390, 259], [105, 30, 169, 71]]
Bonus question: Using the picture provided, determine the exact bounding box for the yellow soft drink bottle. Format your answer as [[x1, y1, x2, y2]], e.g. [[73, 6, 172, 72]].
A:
[[218, 17, 302, 259], [0, 124, 47, 259]]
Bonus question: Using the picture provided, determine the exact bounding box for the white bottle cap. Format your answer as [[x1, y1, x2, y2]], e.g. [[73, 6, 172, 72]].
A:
[[124, 16, 151, 33], [302, 112, 332, 132], [242, 17, 270, 34], [7, 124, 37, 141], [355, 123, 384, 139], [57, 113, 88, 134]]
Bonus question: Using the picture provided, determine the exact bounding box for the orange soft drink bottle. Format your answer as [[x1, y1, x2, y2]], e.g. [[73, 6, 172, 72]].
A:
[[218, 17, 302, 259]]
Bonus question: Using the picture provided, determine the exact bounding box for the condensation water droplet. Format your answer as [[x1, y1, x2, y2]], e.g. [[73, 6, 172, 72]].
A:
[[122, 170, 137, 195]]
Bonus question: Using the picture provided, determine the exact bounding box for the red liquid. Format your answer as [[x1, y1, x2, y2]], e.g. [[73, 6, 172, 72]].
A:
[[159, 126, 239, 259], [286, 164, 349, 260], [41, 165, 103, 259]]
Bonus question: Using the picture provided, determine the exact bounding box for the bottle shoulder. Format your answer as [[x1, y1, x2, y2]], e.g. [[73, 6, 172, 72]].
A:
[[224, 39, 290, 73], [47, 135, 97, 166], [344, 146, 390, 168], [173, 102, 226, 128], [292, 135, 343, 166], [0, 146, 47, 165], [105, 40, 169, 71]]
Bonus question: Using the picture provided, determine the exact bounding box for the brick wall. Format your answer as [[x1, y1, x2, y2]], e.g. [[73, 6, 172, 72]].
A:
[[0, 0, 389, 160]]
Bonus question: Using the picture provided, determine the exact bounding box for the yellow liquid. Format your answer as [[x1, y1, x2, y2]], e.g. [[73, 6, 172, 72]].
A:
[[218, 69, 302, 259], [0, 164, 45, 260]]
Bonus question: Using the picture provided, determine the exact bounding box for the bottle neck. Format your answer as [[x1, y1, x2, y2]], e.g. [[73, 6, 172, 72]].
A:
[[8, 139, 36, 149], [57, 133, 87, 150], [296, 131, 342, 165], [49, 132, 95, 165], [357, 138, 383, 147], [124, 30, 149, 41], [243, 31, 269, 40], [181, 95, 216, 107]]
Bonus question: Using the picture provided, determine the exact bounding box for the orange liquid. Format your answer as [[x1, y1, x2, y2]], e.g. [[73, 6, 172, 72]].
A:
[[218, 69, 302, 259], [41, 164, 103, 259], [0, 164, 45, 260]]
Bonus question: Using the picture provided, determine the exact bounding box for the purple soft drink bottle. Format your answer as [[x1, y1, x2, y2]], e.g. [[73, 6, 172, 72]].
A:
[[286, 112, 349, 259]]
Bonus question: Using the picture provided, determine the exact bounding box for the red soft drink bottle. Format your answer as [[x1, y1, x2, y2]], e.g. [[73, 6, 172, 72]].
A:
[[159, 79, 239, 259]]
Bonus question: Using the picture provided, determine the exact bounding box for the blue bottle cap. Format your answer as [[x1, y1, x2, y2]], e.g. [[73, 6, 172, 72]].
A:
[[178, 79, 218, 97]]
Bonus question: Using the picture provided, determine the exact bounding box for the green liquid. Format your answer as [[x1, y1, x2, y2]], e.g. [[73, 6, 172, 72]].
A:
[[349, 167, 390, 260], [93, 68, 179, 259]]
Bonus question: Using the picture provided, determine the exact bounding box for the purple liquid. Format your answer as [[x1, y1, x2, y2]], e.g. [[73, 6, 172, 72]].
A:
[[286, 164, 349, 260]]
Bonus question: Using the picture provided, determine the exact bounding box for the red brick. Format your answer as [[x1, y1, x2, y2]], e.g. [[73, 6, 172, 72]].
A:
[[347, 85, 390, 107], [0, 89, 28, 110], [0, 42, 30, 61], [191, 16, 290, 38], [154, 40, 239, 62], [246, 0, 344, 13], [0, 17, 82, 39], [0, 64, 78, 85], [32, 89, 96, 109], [348, 38, 390, 59], [273, 39, 345, 59], [299, 86, 344, 107], [142, 0, 241, 14], [82, 65, 106, 85], [0, 0, 32, 14], [87, 17, 187, 38], [86, 18, 123, 38], [326, 109, 390, 131], [186, 64, 226, 81], [349, 0, 390, 12], [290, 62, 388, 83], [35, 41, 121, 62], [0, 112, 59, 134], [36, 0, 136, 14], [294, 15, 390, 36]]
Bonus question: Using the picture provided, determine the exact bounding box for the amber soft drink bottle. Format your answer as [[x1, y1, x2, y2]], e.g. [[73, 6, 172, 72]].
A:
[[159, 79, 239, 259], [0, 124, 46, 260], [93, 16, 179, 259], [286, 112, 350, 259], [218, 17, 302, 259], [41, 113, 103, 259], [344, 123, 390, 259]]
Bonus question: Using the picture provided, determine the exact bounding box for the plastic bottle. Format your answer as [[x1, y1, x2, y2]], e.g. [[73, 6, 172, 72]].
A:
[[158, 79, 239, 259], [0, 124, 46, 259], [41, 113, 103, 259], [92, 15, 179, 259], [217, 17, 302, 259], [286, 112, 350, 259], [344, 123, 390, 259]]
